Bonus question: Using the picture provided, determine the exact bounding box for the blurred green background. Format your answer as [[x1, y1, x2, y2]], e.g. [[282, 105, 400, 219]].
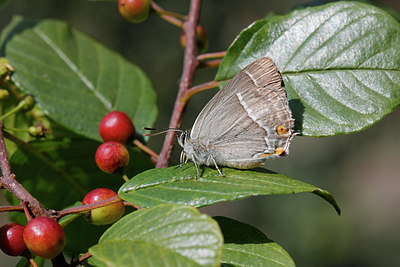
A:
[[0, 0, 399, 266]]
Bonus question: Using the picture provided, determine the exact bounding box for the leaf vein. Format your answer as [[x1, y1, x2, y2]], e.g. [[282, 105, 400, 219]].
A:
[[223, 247, 286, 266], [33, 28, 112, 110]]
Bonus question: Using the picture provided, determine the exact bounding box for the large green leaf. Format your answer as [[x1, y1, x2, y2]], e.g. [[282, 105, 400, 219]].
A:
[[119, 164, 340, 214], [0, 17, 157, 141], [96, 204, 223, 266], [6, 138, 152, 253], [215, 216, 295, 267], [90, 240, 201, 267], [216, 1, 400, 136]]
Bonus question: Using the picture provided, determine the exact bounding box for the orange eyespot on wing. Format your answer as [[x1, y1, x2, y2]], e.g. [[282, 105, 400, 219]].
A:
[[276, 125, 288, 135], [274, 147, 286, 156]]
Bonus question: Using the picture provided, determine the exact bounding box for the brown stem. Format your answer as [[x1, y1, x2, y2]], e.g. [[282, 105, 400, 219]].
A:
[[0, 204, 24, 213], [0, 125, 12, 178], [151, 1, 184, 28], [0, 122, 50, 217], [22, 251, 38, 267], [71, 252, 92, 267], [198, 59, 223, 69], [156, 0, 202, 168], [197, 51, 226, 61], [133, 139, 158, 164], [183, 80, 220, 102], [54, 195, 122, 220], [22, 202, 34, 221], [29, 257, 38, 267], [124, 201, 143, 210]]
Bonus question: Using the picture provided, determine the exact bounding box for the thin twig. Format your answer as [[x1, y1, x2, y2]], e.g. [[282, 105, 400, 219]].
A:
[[22, 251, 38, 267], [29, 257, 38, 267], [151, 1, 184, 28], [197, 51, 226, 61], [22, 202, 33, 221], [71, 251, 92, 267], [156, 0, 202, 168], [54, 195, 122, 220], [133, 139, 158, 164], [0, 122, 50, 217], [124, 201, 143, 210], [0, 123, 12, 177], [0, 204, 24, 213], [183, 80, 220, 102], [198, 58, 223, 69]]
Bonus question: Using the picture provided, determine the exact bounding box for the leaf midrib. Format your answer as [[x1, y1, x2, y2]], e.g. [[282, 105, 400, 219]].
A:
[[282, 68, 400, 75], [33, 27, 112, 110]]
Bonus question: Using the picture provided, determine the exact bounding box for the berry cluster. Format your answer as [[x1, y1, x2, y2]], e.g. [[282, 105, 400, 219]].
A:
[[0, 111, 133, 260], [85, 111, 135, 225], [0, 218, 65, 259], [96, 111, 134, 174]]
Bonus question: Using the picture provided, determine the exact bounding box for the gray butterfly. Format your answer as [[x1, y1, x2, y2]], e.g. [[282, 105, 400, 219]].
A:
[[177, 57, 294, 177]]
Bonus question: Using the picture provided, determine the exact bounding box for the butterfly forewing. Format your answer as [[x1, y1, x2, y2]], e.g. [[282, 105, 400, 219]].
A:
[[189, 57, 294, 168]]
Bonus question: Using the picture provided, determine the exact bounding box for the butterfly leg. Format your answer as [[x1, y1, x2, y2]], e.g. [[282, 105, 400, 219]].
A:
[[191, 155, 200, 178], [210, 155, 224, 177], [180, 151, 185, 171]]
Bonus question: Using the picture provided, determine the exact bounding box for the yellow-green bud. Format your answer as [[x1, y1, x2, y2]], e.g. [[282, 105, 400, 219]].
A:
[[19, 95, 35, 112], [0, 89, 10, 101], [28, 125, 46, 138], [0, 58, 14, 80]]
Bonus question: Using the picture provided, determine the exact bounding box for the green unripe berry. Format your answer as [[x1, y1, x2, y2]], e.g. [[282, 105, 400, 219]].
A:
[[82, 188, 125, 225]]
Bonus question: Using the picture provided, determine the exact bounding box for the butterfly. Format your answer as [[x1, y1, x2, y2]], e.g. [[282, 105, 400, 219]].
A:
[[175, 57, 294, 177]]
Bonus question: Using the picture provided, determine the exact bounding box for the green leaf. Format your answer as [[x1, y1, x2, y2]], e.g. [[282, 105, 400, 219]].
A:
[[214, 216, 295, 267], [98, 204, 223, 266], [1, 18, 157, 141], [119, 164, 340, 214], [6, 138, 152, 253], [90, 240, 201, 267], [87, 254, 107, 267], [216, 1, 400, 136]]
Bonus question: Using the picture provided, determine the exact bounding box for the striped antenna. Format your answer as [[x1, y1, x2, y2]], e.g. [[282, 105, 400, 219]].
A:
[[142, 127, 184, 137]]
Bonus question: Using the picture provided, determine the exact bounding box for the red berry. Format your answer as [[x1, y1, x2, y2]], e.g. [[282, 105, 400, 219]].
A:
[[95, 141, 130, 174], [82, 188, 125, 225], [0, 223, 27, 256], [118, 0, 151, 23], [99, 111, 135, 143], [23, 217, 65, 259]]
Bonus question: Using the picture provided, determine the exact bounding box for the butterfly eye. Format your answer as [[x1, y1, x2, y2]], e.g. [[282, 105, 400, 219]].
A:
[[178, 132, 186, 146]]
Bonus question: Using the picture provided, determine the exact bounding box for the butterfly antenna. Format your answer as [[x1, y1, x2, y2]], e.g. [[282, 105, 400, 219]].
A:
[[142, 127, 184, 137]]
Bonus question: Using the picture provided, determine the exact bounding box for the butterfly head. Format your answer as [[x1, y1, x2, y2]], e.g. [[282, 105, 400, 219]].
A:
[[177, 130, 190, 148]]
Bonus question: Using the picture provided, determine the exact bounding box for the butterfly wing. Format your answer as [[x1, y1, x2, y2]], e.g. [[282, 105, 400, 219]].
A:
[[190, 57, 294, 168]]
